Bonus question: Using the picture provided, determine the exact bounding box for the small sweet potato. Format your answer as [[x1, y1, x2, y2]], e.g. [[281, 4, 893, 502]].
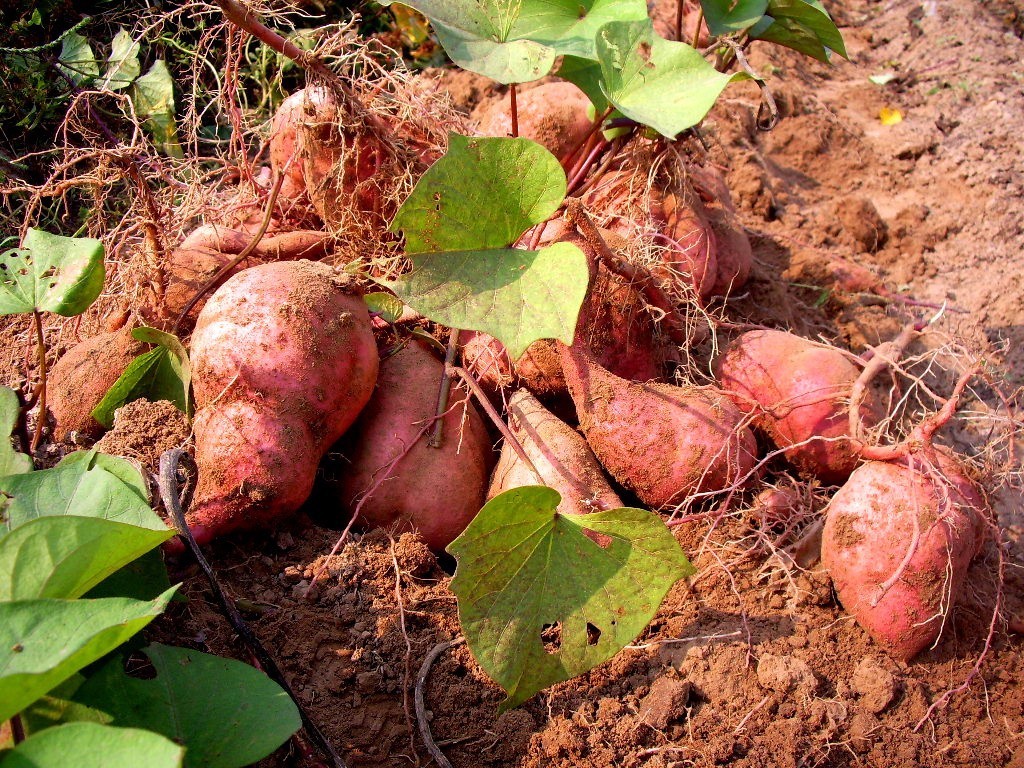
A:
[[489, 388, 623, 515], [48, 326, 146, 440], [326, 338, 495, 551], [715, 329, 880, 484], [187, 260, 378, 543], [822, 453, 988, 660]]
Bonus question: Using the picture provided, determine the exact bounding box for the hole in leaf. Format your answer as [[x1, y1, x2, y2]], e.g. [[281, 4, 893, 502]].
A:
[[541, 622, 562, 654], [586, 623, 601, 645], [124, 651, 157, 679], [49, 283, 56, 289]]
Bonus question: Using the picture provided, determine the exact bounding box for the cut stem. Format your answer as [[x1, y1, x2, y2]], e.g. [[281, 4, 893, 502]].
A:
[[29, 310, 47, 454]]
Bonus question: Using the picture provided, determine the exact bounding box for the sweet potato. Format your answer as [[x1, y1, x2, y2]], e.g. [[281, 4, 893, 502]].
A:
[[326, 338, 495, 551], [821, 453, 988, 660], [269, 87, 330, 205], [48, 325, 146, 439], [714, 329, 880, 484], [489, 389, 623, 516], [560, 341, 758, 509], [187, 260, 378, 543], [154, 229, 331, 328], [472, 82, 593, 159]]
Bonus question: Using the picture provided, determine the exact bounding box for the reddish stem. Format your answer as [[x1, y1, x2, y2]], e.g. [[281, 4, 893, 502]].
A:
[[510, 84, 519, 138]]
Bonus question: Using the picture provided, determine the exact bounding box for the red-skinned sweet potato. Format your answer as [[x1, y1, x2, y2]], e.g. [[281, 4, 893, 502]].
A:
[[187, 260, 378, 543], [47, 325, 146, 440], [472, 82, 594, 160], [489, 388, 623, 515], [560, 340, 758, 509], [821, 452, 988, 660], [326, 338, 495, 551], [714, 329, 880, 484]]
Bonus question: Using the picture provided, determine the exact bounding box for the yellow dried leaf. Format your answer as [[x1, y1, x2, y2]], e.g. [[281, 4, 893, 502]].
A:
[[879, 107, 904, 125]]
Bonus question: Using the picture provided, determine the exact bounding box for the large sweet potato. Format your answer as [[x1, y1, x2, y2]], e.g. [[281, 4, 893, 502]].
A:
[[472, 82, 593, 159], [821, 453, 988, 660], [187, 260, 378, 543], [714, 329, 880, 484], [326, 338, 495, 551]]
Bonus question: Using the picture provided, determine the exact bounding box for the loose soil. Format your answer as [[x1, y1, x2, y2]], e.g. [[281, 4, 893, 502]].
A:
[[8, 0, 1024, 765]]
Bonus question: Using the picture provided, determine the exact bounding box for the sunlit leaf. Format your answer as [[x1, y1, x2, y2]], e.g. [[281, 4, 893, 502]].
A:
[[0, 229, 104, 317], [99, 29, 141, 91], [0, 722, 183, 768], [0, 387, 31, 477], [57, 32, 99, 85]]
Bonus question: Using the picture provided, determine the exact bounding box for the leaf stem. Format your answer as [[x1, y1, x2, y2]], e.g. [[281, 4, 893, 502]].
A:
[[29, 310, 47, 454], [509, 83, 519, 138], [692, 6, 705, 48], [10, 714, 25, 745], [428, 327, 460, 448]]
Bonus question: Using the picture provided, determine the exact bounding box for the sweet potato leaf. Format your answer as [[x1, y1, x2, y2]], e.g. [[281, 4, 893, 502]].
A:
[[448, 487, 694, 710], [91, 327, 190, 428], [379, 0, 648, 83], [75, 644, 301, 768], [98, 29, 141, 91], [0, 450, 163, 533], [0, 386, 31, 477], [57, 32, 99, 85], [0, 516, 173, 601], [0, 588, 176, 724], [0, 722, 183, 768], [698, 0, 770, 35], [131, 60, 183, 158], [748, 0, 848, 61], [0, 229, 104, 317], [590, 20, 750, 138], [386, 135, 588, 358]]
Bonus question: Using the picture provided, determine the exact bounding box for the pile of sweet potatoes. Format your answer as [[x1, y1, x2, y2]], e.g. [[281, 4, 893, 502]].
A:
[[38, 78, 997, 668]]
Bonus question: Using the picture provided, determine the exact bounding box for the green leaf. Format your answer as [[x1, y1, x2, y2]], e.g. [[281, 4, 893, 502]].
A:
[[0, 387, 31, 476], [0, 588, 177, 723], [380, 0, 649, 84], [592, 20, 749, 138], [0, 450, 164, 534], [0, 229, 104, 317], [0, 723, 183, 768], [364, 292, 405, 324], [748, 0, 847, 61], [386, 135, 589, 358], [387, 243, 588, 360], [18, 676, 113, 737], [131, 60, 183, 158], [91, 327, 190, 428], [57, 32, 99, 85], [84, 547, 171, 602], [76, 644, 301, 768], [698, 0, 770, 35], [448, 487, 694, 710], [99, 29, 141, 91], [0, 516, 173, 601], [392, 134, 567, 252]]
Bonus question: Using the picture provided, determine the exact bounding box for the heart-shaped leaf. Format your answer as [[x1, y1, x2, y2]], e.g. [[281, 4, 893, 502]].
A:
[[0, 722, 183, 768], [0, 450, 163, 533], [0, 229, 104, 317], [131, 60, 183, 158], [0, 516, 173, 601], [75, 644, 301, 768], [57, 32, 99, 85], [386, 135, 589, 358], [748, 0, 847, 61], [0, 386, 31, 477], [98, 29, 141, 91], [380, 0, 648, 83], [387, 242, 589, 359], [449, 486, 693, 710], [581, 20, 749, 138], [0, 588, 176, 723]]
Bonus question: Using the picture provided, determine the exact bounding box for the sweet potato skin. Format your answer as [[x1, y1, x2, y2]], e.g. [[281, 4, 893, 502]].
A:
[[472, 82, 593, 159], [715, 329, 878, 484], [328, 339, 495, 551], [489, 389, 623, 515], [821, 455, 987, 660], [187, 260, 378, 541], [561, 343, 758, 509], [48, 326, 146, 439]]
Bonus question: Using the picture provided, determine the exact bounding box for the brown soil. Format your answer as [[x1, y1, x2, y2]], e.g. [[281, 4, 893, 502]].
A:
[[9, 0, 1024, 765]]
